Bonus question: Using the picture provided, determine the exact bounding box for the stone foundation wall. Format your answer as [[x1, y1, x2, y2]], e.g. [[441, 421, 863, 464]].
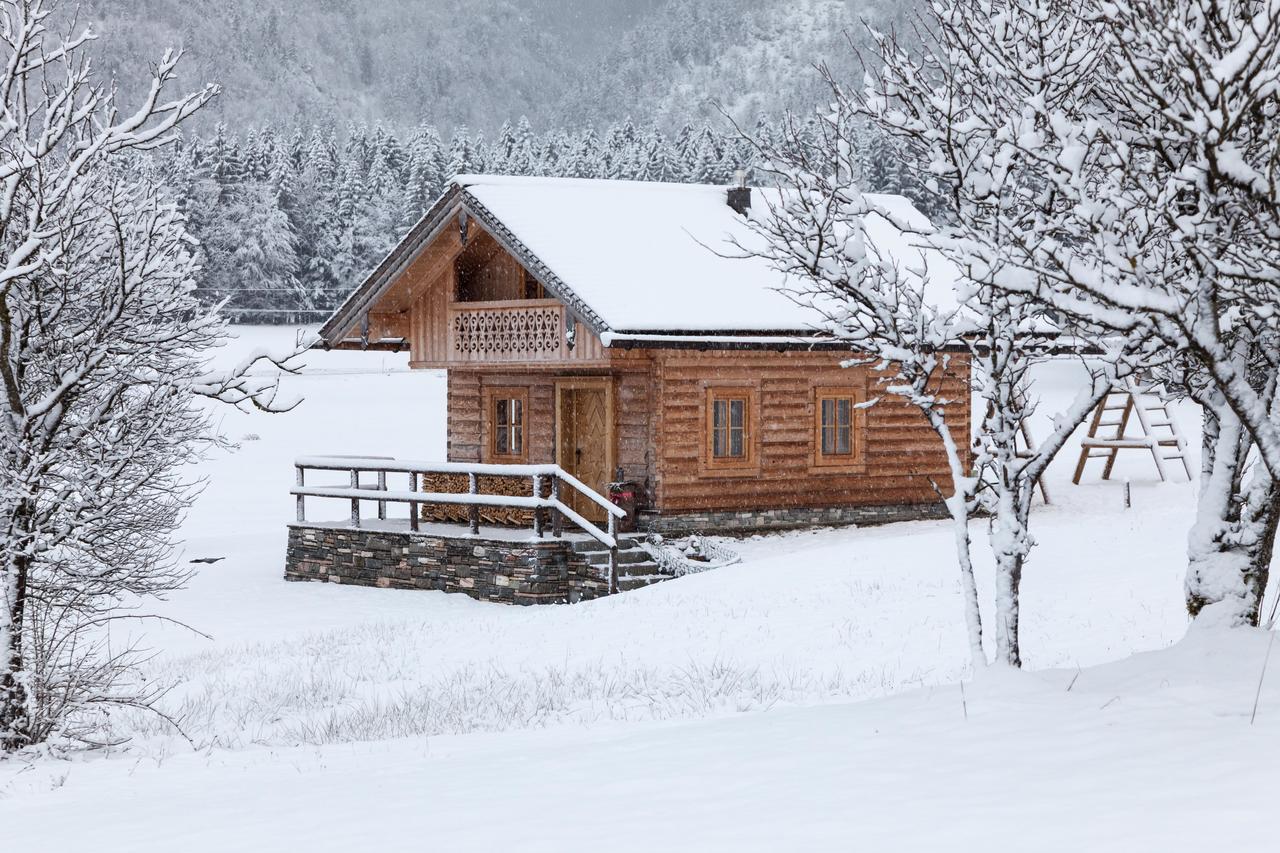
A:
[[637, 502, 951, 536], [285, 524, 609, 604]]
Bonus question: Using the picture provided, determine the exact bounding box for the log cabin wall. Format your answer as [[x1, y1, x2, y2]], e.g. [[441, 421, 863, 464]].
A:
[[445, 360, 660, 498], [649, 350, 970, 516]]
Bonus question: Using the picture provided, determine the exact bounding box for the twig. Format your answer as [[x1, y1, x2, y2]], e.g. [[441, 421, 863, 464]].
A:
[[959, 679, 968, 720], [1251, 630, 1277, 726], [1066, 668, 1081, 692]]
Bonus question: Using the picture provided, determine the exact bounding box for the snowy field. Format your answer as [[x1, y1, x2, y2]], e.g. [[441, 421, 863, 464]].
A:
[[2, 326, 1277, 851]]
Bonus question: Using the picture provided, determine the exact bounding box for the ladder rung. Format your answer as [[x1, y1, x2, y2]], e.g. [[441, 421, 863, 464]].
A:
[[1082, 438, 1155, 449]]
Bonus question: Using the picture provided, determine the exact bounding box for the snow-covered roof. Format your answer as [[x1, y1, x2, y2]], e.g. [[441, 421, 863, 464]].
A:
[[320, 174, 960, 345]]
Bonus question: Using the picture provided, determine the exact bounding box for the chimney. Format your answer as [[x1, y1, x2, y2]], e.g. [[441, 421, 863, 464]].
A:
[[727, 169, 751, 216]]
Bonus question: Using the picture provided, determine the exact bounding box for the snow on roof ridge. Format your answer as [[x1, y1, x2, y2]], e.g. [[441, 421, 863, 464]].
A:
[[452, 173, 916, 206], [453, 173, 737, 192]]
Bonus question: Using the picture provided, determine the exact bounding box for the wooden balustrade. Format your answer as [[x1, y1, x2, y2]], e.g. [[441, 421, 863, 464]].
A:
[[448, 298, 565, 362], [443, 299, 606, 364]]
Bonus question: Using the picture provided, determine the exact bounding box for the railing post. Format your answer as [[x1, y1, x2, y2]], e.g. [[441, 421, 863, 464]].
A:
[[350, 468, 360, 528], [550, 477, 563, 538], [296, 466, 305, 523], [608, 511, 619, 595], [377, 470, 387, 521], [409, 471, 419, 532], [468, 472, 480, 535], [532, 474, 544, 538]]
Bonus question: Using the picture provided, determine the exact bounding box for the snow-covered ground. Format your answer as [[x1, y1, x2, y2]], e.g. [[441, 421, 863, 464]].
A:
[[2, 326, 1276, 851]]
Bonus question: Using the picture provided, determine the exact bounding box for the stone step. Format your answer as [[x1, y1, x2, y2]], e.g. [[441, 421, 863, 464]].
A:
[[569, 536, 646, 555], [580, 556, 664, 577], [579, 548, 655, 566], [617, 574, 671, 592], [616, 561, 664, 578]]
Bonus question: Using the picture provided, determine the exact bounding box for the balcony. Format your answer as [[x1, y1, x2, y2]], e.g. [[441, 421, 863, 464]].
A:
[[447, 299, 602, 364]]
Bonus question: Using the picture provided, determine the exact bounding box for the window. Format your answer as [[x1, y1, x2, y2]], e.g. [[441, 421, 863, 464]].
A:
[[703, 384, 760, 475], [486, 387, 529, 461], [813, 387, 865, 470], [712, 395, 748, 459]]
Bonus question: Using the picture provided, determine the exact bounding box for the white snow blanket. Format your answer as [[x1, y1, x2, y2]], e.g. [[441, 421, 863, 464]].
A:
[[456, 174, 958, 333]]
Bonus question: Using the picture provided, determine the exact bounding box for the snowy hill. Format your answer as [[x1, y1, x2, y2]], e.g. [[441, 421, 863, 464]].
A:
[[78, 0, 907, 133]]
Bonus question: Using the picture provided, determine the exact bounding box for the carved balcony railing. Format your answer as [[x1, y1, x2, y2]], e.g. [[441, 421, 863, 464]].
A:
[[448, 299, 566, 362]]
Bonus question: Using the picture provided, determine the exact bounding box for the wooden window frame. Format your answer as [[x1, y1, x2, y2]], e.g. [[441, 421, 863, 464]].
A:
[[810, 383, 868, 473], [483, 385, 530, 463], [700, 381, 761, 478]]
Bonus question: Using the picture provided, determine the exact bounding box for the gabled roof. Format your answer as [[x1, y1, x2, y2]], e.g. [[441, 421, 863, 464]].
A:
[[320, 174, 953, 347]]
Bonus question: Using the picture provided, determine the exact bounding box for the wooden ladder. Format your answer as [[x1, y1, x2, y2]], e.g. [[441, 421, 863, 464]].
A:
[[1072, 380, 1192, 484]]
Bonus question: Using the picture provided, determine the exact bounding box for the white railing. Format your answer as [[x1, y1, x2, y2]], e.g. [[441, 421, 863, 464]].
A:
[[292, 455, 628, 593]]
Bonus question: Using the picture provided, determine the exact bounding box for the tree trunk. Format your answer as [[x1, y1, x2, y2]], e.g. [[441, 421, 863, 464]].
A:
[[0, 504, 33, 752], [1185, 404, 1275, 626], [1242, 488, 1280, 626], [945, 492, 986, 663], [990, 500, 1026, 668], [922, 406, 986, 665]]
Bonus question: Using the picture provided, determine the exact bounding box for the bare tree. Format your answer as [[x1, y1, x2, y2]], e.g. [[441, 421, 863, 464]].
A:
[[0, 0, 301, 752]]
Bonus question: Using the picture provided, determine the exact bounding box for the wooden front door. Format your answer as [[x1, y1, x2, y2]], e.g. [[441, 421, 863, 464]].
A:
[[555, 379, 614, 523]]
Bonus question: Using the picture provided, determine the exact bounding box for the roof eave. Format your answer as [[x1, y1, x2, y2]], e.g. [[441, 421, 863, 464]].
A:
[[319, 185, 467, 346]]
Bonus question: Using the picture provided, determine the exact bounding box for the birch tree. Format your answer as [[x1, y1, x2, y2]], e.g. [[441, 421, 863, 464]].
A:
[[0, 0, 300, 752]]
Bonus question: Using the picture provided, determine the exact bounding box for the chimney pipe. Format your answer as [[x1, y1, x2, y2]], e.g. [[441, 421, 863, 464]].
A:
[[727, 169, 751, 215]]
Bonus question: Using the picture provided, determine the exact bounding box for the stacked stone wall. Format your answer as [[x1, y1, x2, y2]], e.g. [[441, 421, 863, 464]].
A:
[[286, 524, 609, 604], [637, 502, 950, 536]]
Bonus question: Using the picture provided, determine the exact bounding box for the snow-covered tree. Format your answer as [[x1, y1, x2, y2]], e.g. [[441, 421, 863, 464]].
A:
[[741, 21, 1138, 666], [990, 0, 1280, 626], [0, 0, 301, 752], [854, 0, 1280, 626]]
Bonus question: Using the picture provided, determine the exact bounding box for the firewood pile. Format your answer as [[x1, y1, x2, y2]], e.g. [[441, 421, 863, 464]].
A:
[[419, 472, 551, 527]]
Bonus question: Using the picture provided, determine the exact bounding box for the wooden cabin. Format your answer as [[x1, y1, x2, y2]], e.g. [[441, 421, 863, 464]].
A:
[[318, 175, 970, 534]]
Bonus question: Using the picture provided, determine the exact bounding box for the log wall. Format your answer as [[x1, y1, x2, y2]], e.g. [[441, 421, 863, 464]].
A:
[[649, 350, 969, 515], [444, 349, 967, 523], [446, 365, 657, 498]]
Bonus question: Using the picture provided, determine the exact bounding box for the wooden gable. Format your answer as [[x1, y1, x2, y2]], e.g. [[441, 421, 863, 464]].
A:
[[348, 220, 609, 369]]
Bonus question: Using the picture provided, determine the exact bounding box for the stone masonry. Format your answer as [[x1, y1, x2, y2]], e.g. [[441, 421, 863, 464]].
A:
[[637, 502, 952, 536], [285, 523, 610, 604]]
